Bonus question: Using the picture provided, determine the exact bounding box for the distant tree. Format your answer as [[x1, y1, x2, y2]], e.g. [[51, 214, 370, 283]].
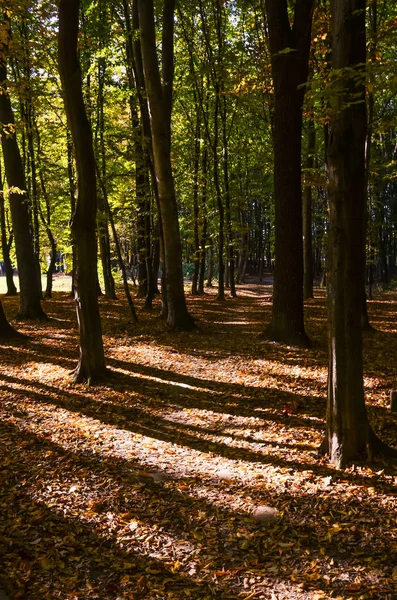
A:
[[262, 0, 314, 346], [58, 0, 107, 383], [322, 0, 397, 467], [0, 15, 47, 320]]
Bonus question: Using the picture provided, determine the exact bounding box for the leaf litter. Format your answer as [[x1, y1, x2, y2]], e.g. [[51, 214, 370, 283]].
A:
[[0, 279, 396, 599]]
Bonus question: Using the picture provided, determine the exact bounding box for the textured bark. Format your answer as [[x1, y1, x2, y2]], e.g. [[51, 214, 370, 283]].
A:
[[138, 0, 194, 330], [0, 18, 46, 319], [323, 0, 396, 467], [58, 0, 106, 383], [263, 0, 314, 346], [0, 299, 20, 339]]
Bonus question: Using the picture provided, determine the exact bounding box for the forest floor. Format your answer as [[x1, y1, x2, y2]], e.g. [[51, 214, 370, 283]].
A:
[[0, 276, 396, 600]]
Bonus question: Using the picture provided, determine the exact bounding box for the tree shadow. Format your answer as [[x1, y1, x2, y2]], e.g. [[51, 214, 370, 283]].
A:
[[1, 370, 395, 491], [0, 418, 395, 599]]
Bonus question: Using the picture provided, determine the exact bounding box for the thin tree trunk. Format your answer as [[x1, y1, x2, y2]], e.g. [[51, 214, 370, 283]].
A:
[[138, 0, 194, 330], [262, 0, 314, 346], [58, 0, 106, 383], [212, 91, 225, 301], [0, 17, 46, 320], [96, 60, 116, 300], [97, 166, 138, 323], [67, 130, 76, 295], [191, 113, 201, 296], [34, 119, 58, 299], [198, 145, 208, 295], [206, 242, 214, 288], [0, 165, 17, 296], [303, 117, 315, 299], [130, 0, 165, 313]]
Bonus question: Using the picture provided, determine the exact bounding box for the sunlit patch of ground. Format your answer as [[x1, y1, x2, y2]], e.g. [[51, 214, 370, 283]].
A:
[[0, 276, 396, 599]]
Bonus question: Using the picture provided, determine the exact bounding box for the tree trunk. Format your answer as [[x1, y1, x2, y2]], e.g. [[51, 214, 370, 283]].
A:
[[35, 118, 58, 299], [206, 242, 214, 288], [0, 299, 20, 339], [0, 166, 17, 296], [303, 117, 315, 299], [198, 145, 208, 295], [322, 0, 396, 467], [191, 113, 201, 296], [213, 91, 225, 301], [58, 0, 106, 383], [138, 0, 194, 330], [262, 0, 314, 346], [96, 61, 116, 300], [66, 130, 76, 295], [130, 0, 166, 313], [0, 17, 46, 320]]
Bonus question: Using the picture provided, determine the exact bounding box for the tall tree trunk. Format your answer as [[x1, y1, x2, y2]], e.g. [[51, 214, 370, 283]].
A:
[[361, 0, 377, 330], [96, 60, 116, 300], [212, 91, 225, 301], [322, 0, 396, 467], [198, 145, 208, 295], [0, 165, 17, 296], [66, 130, 76, 295], [303, 117, 315, 299], [96, 167, 138, 323], [0, 17, 46, 320], [138, 0, 194, 330], [58, 0, 106, 383], [34, 118, 58, 299], [206, 241, 214, 288], [191, 113, 201, 296], [262, 0, 314, 346], [130, 0, 165, 313]]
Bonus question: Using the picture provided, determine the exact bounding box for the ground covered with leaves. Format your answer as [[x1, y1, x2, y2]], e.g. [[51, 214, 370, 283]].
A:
[[0, 277, 396, 600]]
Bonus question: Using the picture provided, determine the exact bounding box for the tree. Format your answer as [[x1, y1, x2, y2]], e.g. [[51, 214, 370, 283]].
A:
[[58, 0, 107, 383], [138, 0, 194, 330], [262, 0, 315, 346], [322, 0, 397, 467], [0, 15, 46, 320], [0, 163, 17, 296], [0, 299, 20, 339]]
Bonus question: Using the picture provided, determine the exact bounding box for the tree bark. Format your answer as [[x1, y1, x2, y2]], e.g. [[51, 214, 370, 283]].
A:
[[198, 144, 208, 295], [191, 113, 201, 296], [262, 0, 314, 346], [0, 165, 17, 296], [0, 16, 46, 320], [0, 299, 20, 339], [138, 0, 194, 330], [95, 60, 116, 300], [303, 117, 315, 299], [322, 0, 396, 467], [58, 0, 107, 383]]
